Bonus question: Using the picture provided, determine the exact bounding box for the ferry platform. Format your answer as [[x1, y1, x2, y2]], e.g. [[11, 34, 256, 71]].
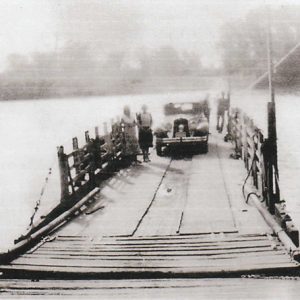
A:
[[0, 130, 298, 280]]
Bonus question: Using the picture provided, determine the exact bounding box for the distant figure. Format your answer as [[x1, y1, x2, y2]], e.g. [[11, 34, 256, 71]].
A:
[[137, 105, 153, 162], [216, 92, 229, 133], [121, 106, 140, 164], [203, 94, 210, 121]]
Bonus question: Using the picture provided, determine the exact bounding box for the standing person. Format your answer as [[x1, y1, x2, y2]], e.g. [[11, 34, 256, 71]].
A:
[[121, 105, 140, 165], [137, 104, 153, 162], [216, 92, 228, 133]]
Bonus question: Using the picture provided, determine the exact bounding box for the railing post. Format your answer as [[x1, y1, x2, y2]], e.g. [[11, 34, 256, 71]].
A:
[[85, 131, 90, 143], [231, 109, 242, 159], [95, 126, 99, 139], [242, 115, 249, 167], [57, 146, 70, 202], [103, 122, 111, 145], [252, 127, 259, 189], [265, 101, 280, 214], [72, 137, 80, 177], [256, 131, 264, 196], [224, 93, 232, 142], [94, 126, 102, 169]]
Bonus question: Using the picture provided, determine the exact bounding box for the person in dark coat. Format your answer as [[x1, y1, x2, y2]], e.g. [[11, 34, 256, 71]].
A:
[[137, 105, 153, 162]]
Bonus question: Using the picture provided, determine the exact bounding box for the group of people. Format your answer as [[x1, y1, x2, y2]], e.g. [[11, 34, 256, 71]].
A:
[[120, 93, 229, 165], [121, 105, 153, 164]]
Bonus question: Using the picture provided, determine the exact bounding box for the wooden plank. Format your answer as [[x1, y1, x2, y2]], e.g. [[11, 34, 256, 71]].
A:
[[2, 278, 300, 298], [58, 156, 171, 237], [233, 207, 273, 235], [37, 243, 280, 253], [24, 246, 285, 258], [56, 232, 265, 242], [41, 235, 273, 244], [36, 239, 279, 251], [8, 257, 297, 273], [210, 134, 272, 235], [2, 261, 298, 275], [43, 238, 270, 248], [20, 250, 287, 261], [22, 250, 287, 262], [180, 137, 237, 234], [12, 255, 294, 269], [134, 159, 192, 236], [32, 252, 286, 262]]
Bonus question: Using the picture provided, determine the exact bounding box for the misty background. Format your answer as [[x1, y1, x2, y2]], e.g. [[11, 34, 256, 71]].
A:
[[0, 0, 300, 100], [1, 0, 300, 250]]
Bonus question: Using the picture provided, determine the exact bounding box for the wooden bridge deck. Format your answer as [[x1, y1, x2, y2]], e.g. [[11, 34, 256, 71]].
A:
[[0, 132, 299, 279]]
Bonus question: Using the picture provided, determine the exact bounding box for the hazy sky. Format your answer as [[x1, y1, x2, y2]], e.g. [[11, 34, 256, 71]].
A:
[[0, 0, 297, 69]]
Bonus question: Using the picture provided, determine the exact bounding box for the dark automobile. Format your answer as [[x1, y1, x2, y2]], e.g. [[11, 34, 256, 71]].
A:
[[155, 101, 210, 156]]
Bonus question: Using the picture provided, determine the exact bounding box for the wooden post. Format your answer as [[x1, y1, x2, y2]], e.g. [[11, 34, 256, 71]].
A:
[[72, 137, 81, 187], [265, 11, 280, 214], [226, 92, 231, 132], [266, 102, 280, 214], [94, 127, 102, 169], [252, 128, 259, 189], [256, 131, 264, 196], [57, 146, 70, 202], [85, 131, 90, 143], [95, 126, 99, 138], [86, 139, 96, 187]]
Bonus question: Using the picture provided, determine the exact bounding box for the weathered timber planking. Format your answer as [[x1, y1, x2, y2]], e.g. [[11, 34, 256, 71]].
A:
[[134, 159, 192, 236], [1, 132, 298, 279], [15, 248, 290, 262], [20, 249, 287, 261], [7, 259, 298, 270], [47, 236, 271, 245], [2, 278, 300, 298], [1, 262, 298, 277], [38, 235, 275, 245], [12, 256, 294, 269], [180, 137, 236, 234], [36, 243, 280, 252], [34, 240, 279, 251], [59, 156, 171, 237], [56, 232, 265, 242], [217, 139, 272, 235], [19, 247, 286, 258]]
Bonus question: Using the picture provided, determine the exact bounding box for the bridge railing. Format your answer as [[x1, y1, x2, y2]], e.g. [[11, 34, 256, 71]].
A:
[[13, 118, 132, 246], [57, 121, 126, 204], [227, 107, 299, 246], [228, 109, 266, 196]]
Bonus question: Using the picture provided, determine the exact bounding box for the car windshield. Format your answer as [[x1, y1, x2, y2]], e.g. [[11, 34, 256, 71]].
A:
[[174, 103, 193, 111], [164, 103, 196, 115]]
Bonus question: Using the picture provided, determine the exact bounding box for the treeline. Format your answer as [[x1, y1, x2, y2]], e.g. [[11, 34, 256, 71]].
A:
[[219, 6, 300, 82], [0, 45, 217, 100]]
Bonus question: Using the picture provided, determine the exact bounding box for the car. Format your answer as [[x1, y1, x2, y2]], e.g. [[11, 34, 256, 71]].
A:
[[154, 101, 210, 156]]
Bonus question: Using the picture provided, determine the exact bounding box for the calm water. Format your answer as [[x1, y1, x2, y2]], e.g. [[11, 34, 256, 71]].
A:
[[0, 90, 299, 250]]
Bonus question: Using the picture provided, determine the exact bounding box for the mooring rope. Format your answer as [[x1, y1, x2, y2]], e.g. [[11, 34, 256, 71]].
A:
[[241, 136, 263, 203], [27, 159, 56, 230]]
